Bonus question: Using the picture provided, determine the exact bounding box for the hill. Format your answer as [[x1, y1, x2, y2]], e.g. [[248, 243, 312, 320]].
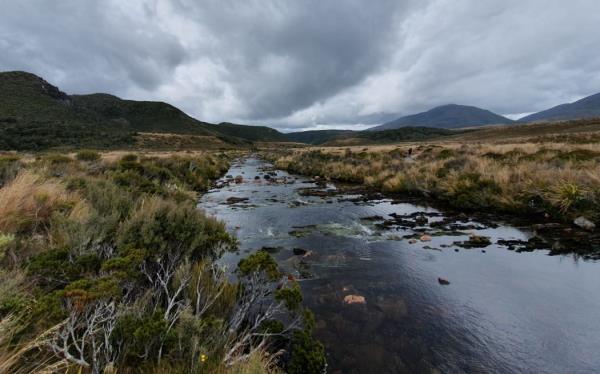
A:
[[209, 122, 288, 142], [285, 129, 355, 145], [71, 93, 219, 136], [0, 71, 137, 150], [370, 104, 513, 131], [520, 92, 600, 122], [0, 71, 267, 150]]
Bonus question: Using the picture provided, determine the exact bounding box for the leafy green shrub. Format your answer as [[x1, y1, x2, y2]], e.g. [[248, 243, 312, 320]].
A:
[[275, 282, 303, 311], [286, 330, 326, 374], [117, 197, 231, 259], [237, 250, 281, 280]]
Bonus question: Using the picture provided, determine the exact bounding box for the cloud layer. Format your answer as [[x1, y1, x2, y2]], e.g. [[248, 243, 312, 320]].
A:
[[1, 0, 599, 131]]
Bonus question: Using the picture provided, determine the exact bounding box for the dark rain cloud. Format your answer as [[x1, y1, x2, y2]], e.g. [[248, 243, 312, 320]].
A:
[[1, 0, 599, 130]]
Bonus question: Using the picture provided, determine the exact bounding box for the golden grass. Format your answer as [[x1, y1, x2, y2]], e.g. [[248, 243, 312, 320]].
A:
[[271, 141, 600, 221], [0, 171, 76, 235]]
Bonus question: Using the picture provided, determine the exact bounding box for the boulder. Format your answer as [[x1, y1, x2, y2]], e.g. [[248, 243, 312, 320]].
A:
[[420, 234, 432, 242], [574, 216, 596, 231], [234, 175, 244, 183], [438, 277, 450, 285]]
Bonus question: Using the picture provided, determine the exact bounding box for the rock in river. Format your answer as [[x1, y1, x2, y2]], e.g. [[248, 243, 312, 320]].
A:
[[226, 196, 249, 204], [574, 216, 596, 231], [438, 277, 450, 285]]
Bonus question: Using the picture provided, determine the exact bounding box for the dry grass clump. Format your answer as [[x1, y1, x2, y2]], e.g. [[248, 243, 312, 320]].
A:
[[0, 171, 76, 235]]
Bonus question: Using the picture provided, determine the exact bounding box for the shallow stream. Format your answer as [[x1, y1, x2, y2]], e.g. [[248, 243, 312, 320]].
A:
[[199, 157, 600, 373]]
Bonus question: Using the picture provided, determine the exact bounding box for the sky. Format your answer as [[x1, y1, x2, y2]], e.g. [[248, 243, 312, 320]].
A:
[[1, 0, 599, 132]]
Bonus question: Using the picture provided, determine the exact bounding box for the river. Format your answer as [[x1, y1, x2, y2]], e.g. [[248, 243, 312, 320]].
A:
[[199, 157, 600, 373]]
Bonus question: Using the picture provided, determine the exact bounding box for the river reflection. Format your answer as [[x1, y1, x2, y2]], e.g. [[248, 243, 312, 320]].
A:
[[199, 158, 600, 374]]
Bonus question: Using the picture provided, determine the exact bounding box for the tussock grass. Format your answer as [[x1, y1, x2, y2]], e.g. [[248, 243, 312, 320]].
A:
[[270, 142, 600, 223], [0, 171, 75, 235]]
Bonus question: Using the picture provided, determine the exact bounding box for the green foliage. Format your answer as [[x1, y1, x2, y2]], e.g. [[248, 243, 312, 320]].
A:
[[286, 330, 326, 374], [0, 151, 323, 373], [113, 311, 170, 362], [117, 197, 231, 259], [237, 250, 281, 281], [275, 282, 303, 311]]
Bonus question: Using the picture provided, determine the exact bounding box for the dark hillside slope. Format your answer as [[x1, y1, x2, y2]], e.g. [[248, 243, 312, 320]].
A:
[[285, 130, 355, 145], [0, 71, 134, 150], [208, 122, 289, 142], [520, 92, 600, 122]]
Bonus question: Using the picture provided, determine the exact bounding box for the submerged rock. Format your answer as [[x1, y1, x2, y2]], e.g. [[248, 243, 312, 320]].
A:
[[415, 215, 428, 225], [574, 216, 596, 231], [225, 196, 249, 204], [344, 294, 366, 305], [454, 234, 491, 248], [293, 247, 308, 256]]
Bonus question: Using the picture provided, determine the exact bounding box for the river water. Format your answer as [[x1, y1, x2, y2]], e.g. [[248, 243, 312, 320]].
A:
[[199, 157, 600, 374]]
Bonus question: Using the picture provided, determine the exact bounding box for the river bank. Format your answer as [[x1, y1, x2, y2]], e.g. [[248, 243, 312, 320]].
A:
[[0, 151, 323, 373], [265, 143, 600, 258]]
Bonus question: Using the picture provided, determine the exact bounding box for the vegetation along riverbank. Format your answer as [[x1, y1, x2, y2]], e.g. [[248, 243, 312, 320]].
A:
[[266, 137, 600, 257], [0, 150, 325, 373]]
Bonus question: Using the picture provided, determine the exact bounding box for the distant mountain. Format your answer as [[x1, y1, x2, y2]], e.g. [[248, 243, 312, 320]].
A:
[[519, 92, 600, 122], [0, 71, 277, 150], [285, 130, 355, 145], [210, 122, 288, 142], [370, 104, 513, 131]]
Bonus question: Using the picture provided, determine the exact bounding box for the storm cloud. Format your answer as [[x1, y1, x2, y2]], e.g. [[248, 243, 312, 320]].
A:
[[1, 0, 599, 131]]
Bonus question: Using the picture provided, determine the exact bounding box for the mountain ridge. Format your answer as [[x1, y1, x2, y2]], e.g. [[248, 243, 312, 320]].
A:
[[519, 92, 600, 122]]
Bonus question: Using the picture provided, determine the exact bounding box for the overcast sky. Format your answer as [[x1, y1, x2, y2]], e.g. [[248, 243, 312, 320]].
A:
[[1, 0, 599, 131]]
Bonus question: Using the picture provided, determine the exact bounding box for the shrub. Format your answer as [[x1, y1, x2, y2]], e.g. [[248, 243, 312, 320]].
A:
[[286, 330, 326, 374], [75, 150, 101, 162], [117, 197, 231, 259], [237, 250, 281, 281]]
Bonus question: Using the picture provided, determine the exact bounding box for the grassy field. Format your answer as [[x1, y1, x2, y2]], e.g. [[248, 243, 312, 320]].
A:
[[0, 150, 324, 373], [266, 121, 600, 254]]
